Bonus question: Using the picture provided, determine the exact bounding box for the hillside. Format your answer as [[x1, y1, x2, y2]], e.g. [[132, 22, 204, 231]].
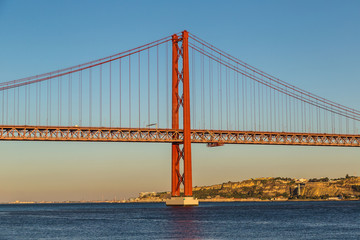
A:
[[137, 175, 360, 202], [192, 176, 360, 200]]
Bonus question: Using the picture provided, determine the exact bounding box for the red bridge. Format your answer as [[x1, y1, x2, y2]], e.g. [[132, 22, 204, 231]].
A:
[[1, 31, 359, 205]]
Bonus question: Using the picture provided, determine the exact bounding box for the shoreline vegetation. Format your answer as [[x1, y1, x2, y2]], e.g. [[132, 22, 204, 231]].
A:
[[134, 174, 360, 203], [4, 175, 360, 204]]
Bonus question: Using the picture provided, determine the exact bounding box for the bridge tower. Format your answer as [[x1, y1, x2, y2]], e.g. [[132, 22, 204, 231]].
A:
[[166, 31, 198, 206]]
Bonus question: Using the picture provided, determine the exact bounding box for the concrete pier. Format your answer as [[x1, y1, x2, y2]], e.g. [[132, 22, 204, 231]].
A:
[[166, 197, 199, 206]]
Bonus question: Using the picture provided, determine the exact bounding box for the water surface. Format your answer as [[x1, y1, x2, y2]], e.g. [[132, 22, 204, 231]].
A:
[[0, 201, 359, 239]]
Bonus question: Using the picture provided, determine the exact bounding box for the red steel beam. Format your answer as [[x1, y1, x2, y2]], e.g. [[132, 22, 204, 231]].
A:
[[0, 126, 360, 147], [182, 31, 193, 196], [171, 34, 181, 197]]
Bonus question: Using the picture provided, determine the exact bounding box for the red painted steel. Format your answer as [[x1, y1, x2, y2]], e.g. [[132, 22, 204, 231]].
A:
[[1, 126, 359, 147], [171, 34, 181, 197], [1, 30, 360, 202], [182, 31, 193, 197], [170, 31, 194, 197]]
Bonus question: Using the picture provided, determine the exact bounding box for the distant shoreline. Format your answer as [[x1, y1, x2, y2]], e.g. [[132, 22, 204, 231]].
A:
[[3, 176, 360, 205], [2, 198, 359, 205]]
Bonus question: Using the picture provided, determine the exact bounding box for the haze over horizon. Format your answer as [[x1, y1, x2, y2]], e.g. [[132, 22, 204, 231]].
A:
[[1, 0, 360, 202]]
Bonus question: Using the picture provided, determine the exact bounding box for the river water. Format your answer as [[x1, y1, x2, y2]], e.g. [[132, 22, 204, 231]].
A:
[[0, 201, 359, 239]]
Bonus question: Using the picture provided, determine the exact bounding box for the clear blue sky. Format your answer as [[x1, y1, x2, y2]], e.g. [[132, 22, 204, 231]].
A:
[[0, 0, 359, 202]]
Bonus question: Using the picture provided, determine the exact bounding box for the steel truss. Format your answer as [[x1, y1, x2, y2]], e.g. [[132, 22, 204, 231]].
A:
[[1, 126, 359, 147]]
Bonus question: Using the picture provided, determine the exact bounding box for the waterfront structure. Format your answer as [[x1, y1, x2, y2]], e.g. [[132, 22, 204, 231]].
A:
[[1, 31, 360, 206]]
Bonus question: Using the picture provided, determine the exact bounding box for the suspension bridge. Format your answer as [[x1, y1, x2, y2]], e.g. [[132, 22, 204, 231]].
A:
[[1, 31, 359, 205]]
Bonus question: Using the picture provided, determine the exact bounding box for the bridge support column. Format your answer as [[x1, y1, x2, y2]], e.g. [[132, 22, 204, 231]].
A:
[[171, 34, 181, 197], [166, 31, 198, 206]]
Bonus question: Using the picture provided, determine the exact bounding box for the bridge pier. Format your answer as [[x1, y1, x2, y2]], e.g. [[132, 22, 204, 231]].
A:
[[166, 197, 199, 206], [166, 31, 198, 206]]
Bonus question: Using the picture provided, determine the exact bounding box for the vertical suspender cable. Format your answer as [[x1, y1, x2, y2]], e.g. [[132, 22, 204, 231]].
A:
[[202, 45, 205, 129], [193, 49, 197, 128], [340, 112, 342, 133], [253, 71, 256, 131], [234, 69, 237, 130], [249, 73, 252, 131], [219, 55, 222, 129], [191, 48, 194, 127], [6, 88, 8, 124], [166, 42, 169, 128], [266, 79, 270, 131], [210, 57, 212, 129], [242, 74, 245, 130], [289, 92, 292, 131], [29, 85, 31, 124], [301, 95, 304, 132], [39, 83, 41, 125], [304, 95, 306, 132], [69, 73, 72, 126], [5, 88, 7, 124], [285, 90, 288, 131], [69, 73, 71, 126], [281, 91, 284, 131], [119, 59, 121, 127], [138, 53, 140, 128], [13, 87, 15, 125], [269, 79, 272, 131], [79, 71, 82, 126], [157, 45, 159, 127], [277, 85, 280, 132], [353, 116, 355, 134], [1, 90, 2, 124], [47, 75, 50, 125], [245, 73, 248, 130], [89, 68, 92, 126], [17, 85, 19, 124], [35, 82, 38, 125], [49, 74, 52, 125], [148, 50, 150, 126], [317, 104, 320, 132], [275, 87, 278, 132], [258, 80, 261, 130], [129, 55, 131, 128], [237, 68, 240, 130], [46, 75, 49, 126], [201, 47, 204, 129], [100, 65, 102, 126], [294, 95, 296, 132], [59, 76, 61, 125], [110, 59, 112, 127], [228, 68, 231, 129], [218, 58, 220, 130], [226, 64, 229, 129], [25, 84, 27, 125]]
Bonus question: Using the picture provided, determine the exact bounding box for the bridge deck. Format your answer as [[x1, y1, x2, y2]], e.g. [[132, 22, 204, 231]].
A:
[[0, 125, 359, 147]]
